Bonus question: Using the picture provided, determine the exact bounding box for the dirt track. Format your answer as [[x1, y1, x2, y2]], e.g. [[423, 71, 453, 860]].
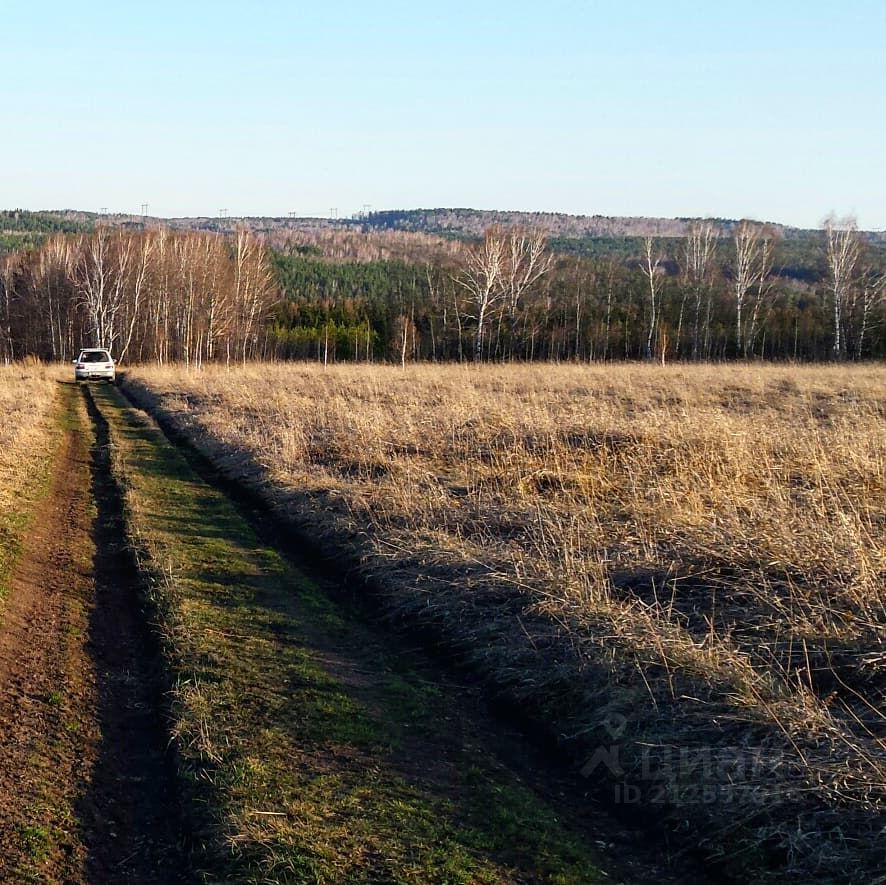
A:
[[0, 384, 182, 883]]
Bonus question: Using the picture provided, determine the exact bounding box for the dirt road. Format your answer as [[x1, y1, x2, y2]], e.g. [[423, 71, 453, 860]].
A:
[[0, 383, 183, 882]]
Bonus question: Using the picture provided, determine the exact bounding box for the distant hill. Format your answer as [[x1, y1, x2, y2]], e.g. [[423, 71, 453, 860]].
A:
[[361, 208, 759, 239], [351, 207, 886, 242], [82, 208, 821, 241], [4, 207, 885, 265]]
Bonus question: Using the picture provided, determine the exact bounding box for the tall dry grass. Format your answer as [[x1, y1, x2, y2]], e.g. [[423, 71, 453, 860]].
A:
[[0, 361, 63, 498], [123, 361, 886, 882], [0, 360, 64, 590]]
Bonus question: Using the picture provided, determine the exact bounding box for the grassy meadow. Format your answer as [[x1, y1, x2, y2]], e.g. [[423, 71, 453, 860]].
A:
[[121, 362, 885, 882]]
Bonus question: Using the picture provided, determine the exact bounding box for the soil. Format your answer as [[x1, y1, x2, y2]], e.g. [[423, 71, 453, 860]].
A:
[[0, 383, 184, 883]]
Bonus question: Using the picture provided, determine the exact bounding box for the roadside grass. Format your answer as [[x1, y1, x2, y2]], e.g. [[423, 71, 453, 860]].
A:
[[90, 383, 614, 884], [120, 361, 886, 884], [0, 361, 65, 610]]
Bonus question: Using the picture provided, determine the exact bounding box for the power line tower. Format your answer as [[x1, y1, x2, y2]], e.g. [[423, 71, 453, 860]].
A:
[[99, 207, 109, 216], [140, 203, 149, 217], [219, 208, 228, 220], [362, 203, 372, 218], [330, 207, 338, 220]]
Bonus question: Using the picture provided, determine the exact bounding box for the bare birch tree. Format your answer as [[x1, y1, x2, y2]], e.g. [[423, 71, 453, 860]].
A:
[[35, 235, 75, 360], [680, 221, 718, 360], [731, 221, 779, 357], [455, 227, 506, 361], [503, 227, 553, 357], [234, 229, 276, 363], [825, 215, 861, 360], [116, 231, 155, 363], [744, 227, 777, 357], [732, 221, 757, 356], [504, 228, 553, 311], [453, 226, 553, 362], [77, 226, 112, 349], [640, 236, 663, 360], [0, 256, 15, 362]]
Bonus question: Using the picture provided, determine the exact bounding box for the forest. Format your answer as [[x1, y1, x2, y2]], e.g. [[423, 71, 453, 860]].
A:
[[0, 211, 883, 363], [270, 219, 885, 362]]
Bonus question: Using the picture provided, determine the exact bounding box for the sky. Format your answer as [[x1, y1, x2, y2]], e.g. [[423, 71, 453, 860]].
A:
[[2, 1, 884, 229]]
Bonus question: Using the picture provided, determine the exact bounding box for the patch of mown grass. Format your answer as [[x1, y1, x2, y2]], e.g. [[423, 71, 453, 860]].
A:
[[91, 384, 611, 884]]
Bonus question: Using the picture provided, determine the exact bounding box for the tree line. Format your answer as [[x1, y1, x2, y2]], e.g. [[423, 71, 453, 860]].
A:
[[0, 218, 883, 364], [270, 219, 885, 363]]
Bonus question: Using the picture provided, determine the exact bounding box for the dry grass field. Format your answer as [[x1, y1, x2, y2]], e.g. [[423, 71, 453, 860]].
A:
[[0, 361, 61, 499], [0, 361, 63, 595], [122, 362, 886, 882]]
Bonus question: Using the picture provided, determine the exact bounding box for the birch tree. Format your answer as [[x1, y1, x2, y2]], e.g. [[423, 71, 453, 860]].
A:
[[732, 221, 757, 356], [0, 256, 15, 362], [233, 229, 276, 363], [504, 228, 553, 311], [744, 227, 777, 357], [455, 227, 506, 361], [35, 235, 75, 360], [116, 231, 156, 363], [825, 215, 860, 360], [503, 227, 553, 357], [77, 226, 112, 349], [731, 221, 779, 357], [640, 236, 663, 360], [680, 221, 718, 359], [453, 226, 553, 362]]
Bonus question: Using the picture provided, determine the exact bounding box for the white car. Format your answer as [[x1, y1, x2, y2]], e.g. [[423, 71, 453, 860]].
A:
[[74, 348, 116, 383]]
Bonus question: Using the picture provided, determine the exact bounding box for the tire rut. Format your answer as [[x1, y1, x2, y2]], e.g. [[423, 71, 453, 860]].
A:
[[78, 383, 187, 883]]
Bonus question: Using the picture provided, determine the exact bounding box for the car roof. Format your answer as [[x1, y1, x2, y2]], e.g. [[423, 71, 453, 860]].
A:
[[79, 348, 111, 353]]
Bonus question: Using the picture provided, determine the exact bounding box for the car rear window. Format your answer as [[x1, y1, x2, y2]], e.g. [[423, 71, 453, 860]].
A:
[[80, 352, 110, 362]]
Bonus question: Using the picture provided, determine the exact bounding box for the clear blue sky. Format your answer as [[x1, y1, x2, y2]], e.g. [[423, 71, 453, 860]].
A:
[[3, 1, 884, 228]]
